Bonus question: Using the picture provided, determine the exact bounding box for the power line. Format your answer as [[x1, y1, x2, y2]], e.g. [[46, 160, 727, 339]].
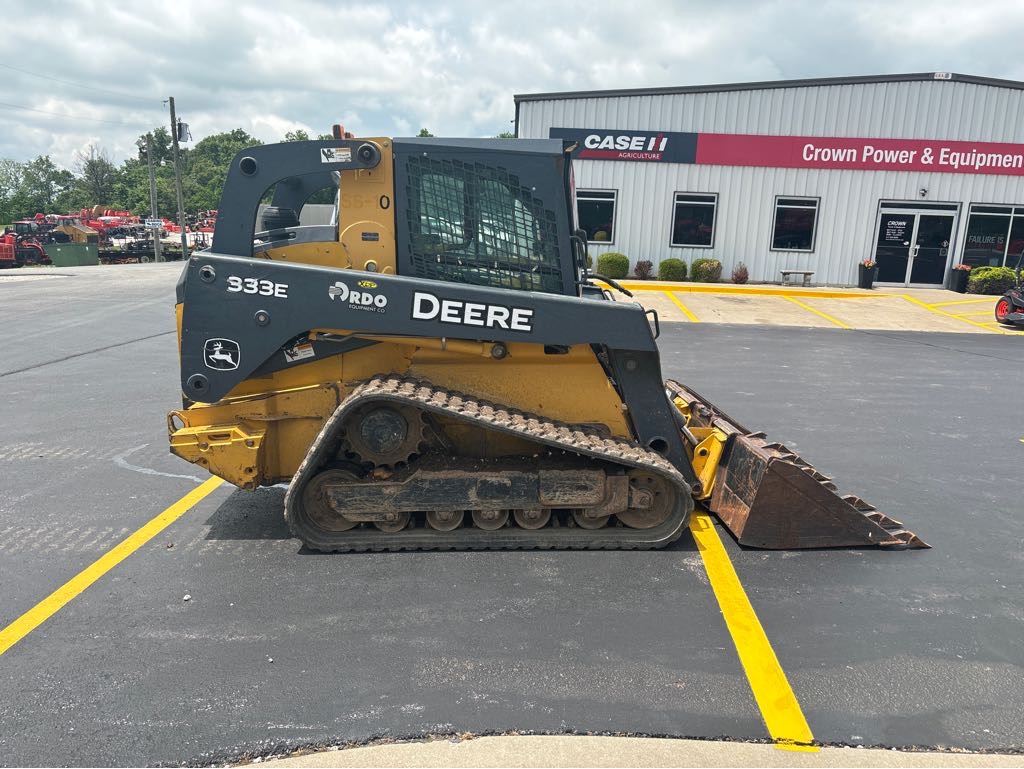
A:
[[0, 62, 157, 105], [0, 100, 139, 125]]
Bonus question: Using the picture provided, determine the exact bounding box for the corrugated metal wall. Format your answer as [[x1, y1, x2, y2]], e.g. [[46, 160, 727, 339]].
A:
[[518, 79, 1024, 285]]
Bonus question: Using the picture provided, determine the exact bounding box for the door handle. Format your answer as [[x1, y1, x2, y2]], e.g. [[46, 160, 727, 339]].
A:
[[911, 244, 921, 258]]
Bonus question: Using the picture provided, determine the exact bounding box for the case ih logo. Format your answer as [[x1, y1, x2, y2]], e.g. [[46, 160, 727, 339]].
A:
[[550, 128, 698, 163], [582, 132, 668, 159]]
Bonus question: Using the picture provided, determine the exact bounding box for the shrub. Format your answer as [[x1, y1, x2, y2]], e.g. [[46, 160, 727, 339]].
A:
[[596, 252, 629, 278], [731, 261, 749, 284], [968, 266, 1017, 295], [633, 259, 654, 279], [691, 258, 723, 283], [658, 258, 687, 281]]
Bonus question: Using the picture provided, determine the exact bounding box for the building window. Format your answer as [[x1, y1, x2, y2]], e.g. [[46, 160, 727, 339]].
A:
[[962, 204, 1024, 268], [671, 193, 717, 247], [576, 189, 617, 243], [771, 196, 819, 251]]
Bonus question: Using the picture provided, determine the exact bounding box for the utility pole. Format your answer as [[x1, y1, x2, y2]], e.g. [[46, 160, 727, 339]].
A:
[[144, 134, 162, 263], [167, 96, 188, 260]]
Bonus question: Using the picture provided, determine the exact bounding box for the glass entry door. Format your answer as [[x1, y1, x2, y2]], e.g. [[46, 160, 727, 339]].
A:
[[874, 206, 957, 286]]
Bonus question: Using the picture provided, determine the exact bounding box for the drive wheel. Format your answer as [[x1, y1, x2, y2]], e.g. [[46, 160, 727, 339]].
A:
[[375, 511, 411, 533], [513, 509, 550, 529], [618, 470, 674, 529], [572, 509, 609, 529], [472, 509, 509, 530], [996, 297, 1012, 324], [344, 403, 425, 468], [426, 510, 464, 531], [301, 469, 358, 532]]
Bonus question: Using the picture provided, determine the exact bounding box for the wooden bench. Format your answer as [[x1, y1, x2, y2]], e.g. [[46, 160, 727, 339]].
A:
[[780, 269, 815, 286]]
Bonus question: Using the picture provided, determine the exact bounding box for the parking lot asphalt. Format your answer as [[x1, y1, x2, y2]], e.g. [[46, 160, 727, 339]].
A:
[[0, 264, 1022, 766]]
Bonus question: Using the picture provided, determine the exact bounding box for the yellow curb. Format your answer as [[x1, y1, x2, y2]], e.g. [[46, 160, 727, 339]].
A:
[[602, 281, 880, 299]]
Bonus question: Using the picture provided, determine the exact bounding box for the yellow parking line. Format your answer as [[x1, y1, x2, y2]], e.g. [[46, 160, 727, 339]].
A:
[[782, 296, 850, 329], [664, 291, 699, 322], [690, 512, 817, 751], [0, 477, 224, 657], [956, 311, 998, 318], [928, 298, 993, 308], [902, 295, 1013, 334]]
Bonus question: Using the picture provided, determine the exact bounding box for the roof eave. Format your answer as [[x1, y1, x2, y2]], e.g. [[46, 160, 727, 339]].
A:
[[514, 72, 1024, 104]]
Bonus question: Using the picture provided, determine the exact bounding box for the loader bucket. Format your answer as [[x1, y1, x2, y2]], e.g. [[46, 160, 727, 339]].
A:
[[667, 380, 928, 550]]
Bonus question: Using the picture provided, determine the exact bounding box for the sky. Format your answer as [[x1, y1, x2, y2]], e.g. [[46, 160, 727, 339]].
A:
[[3, 0, 1024, 170]]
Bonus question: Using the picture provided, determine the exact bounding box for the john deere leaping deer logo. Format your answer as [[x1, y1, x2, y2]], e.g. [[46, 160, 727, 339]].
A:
[[203, 338, 240, 370]]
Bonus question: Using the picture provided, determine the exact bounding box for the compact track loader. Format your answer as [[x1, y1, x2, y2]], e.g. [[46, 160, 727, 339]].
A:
[[168, 133, 927, 551]]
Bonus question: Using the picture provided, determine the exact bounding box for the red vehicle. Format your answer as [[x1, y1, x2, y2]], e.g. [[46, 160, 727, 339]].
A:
[[0, 239, 15, 267], [0, 224, 51, 267], [995, 250, 1024, 328]]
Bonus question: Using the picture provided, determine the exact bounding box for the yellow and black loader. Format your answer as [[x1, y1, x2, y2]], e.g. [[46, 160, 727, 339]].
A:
[[168, 132, 926, 552]]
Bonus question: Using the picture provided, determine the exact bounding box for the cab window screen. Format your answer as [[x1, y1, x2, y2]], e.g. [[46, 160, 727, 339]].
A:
[[405, 155, 562, 293]]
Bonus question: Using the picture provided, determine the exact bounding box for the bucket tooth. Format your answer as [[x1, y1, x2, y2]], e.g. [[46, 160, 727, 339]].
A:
[[666, 379, 928, 550], [842, 495, 877, 513]]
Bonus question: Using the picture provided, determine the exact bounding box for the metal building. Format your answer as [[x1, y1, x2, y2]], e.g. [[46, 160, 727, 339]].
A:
[[514, 73, 1024, 287]]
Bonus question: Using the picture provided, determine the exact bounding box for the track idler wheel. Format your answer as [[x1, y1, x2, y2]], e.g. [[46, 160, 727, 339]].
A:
[[302, 469, 358, 532], [618, 470, 674, 529]]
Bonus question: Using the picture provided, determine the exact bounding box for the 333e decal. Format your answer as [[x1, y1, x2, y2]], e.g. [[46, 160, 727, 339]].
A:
[[226, 276, 288, 298]]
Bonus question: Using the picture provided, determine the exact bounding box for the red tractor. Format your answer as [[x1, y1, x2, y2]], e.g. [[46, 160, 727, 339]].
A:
[[0, 222, 51, 267]]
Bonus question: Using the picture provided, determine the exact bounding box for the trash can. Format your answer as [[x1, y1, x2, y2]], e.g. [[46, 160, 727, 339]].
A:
[[44, 243, 99, 267]]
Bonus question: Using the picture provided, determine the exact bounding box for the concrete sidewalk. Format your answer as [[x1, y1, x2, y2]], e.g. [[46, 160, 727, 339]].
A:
[[602, 280, 1019, 335], [251, 735, 1022, 768]]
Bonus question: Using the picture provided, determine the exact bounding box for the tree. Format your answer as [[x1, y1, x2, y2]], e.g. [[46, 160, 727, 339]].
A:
[[495, 131, 516, 138], [284, 129, 333, 141], [0, 159, 23, 224], [6, 156, 75, 219], [113, 126, 179, 216], [417, 128, 434, 137], [70, 145, 118, 208], [135, 127, 174, 165], [183, 129, 262, 211]]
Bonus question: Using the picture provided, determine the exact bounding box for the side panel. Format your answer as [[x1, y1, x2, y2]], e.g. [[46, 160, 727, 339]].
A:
[[177, 254, 695, 481]]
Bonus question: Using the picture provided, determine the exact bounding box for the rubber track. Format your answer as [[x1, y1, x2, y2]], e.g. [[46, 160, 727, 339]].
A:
[[284, 375, 694, 552]]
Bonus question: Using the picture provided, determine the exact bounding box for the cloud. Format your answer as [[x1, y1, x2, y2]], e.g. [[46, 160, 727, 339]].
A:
[[1, 0, 1024, 168]]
